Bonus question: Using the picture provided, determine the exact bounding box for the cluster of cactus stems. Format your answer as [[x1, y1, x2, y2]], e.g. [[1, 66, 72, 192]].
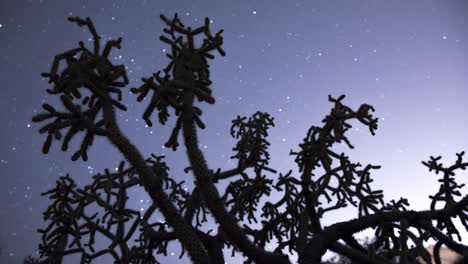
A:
[[29, 14, 468, 264]]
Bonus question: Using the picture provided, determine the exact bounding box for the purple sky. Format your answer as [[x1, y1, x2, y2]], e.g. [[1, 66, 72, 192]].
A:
[[0, 0, 467, 263]]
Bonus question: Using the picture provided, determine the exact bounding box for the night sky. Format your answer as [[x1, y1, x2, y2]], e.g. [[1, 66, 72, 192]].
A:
[[1, 0, 467, 263]]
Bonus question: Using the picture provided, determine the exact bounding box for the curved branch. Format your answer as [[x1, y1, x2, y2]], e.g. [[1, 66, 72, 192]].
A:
[[299, 195, 468, 263]]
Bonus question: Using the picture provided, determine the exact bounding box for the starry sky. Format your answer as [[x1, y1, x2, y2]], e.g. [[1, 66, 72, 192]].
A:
[[0, 0, 467, 263]]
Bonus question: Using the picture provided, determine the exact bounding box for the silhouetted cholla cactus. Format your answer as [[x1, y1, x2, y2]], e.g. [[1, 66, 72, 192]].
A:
[[30, 14, 468, 264]]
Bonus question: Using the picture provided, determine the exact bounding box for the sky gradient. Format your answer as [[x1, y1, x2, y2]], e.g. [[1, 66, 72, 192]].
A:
[[0, 0, 467, 263]]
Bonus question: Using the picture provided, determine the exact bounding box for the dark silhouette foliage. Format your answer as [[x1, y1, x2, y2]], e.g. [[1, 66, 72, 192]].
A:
[[29, 14, 468, 264]]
